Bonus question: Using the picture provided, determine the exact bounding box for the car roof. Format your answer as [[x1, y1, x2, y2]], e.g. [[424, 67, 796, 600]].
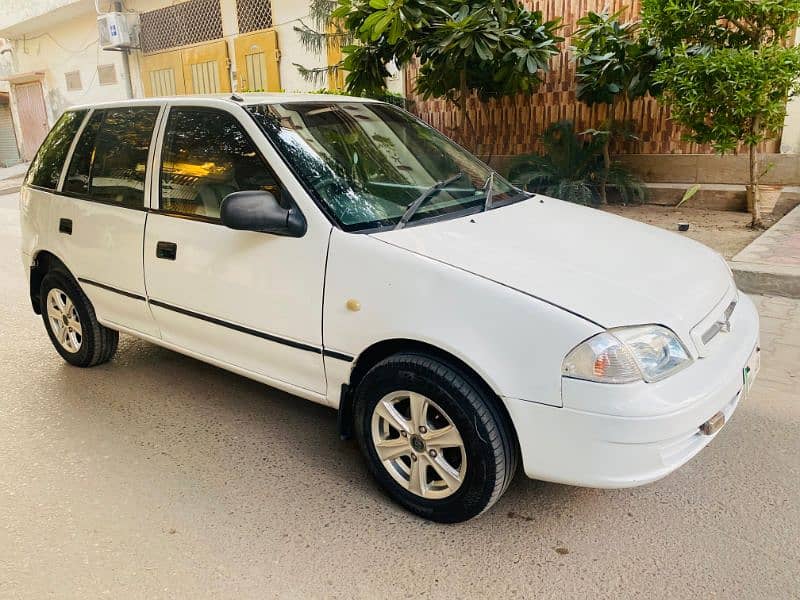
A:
[[66, 93, 380, 112]]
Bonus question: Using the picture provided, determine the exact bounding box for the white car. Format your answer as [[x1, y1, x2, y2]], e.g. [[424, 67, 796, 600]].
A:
[[19, 94, 760, 522]]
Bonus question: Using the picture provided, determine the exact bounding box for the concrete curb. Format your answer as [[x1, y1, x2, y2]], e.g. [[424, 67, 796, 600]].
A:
[[731, 261, 800, 298], [730, 204, 800, 299]]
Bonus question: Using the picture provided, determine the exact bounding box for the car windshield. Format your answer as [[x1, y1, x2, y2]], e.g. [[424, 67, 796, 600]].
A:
[[246, 101, 526, 231]]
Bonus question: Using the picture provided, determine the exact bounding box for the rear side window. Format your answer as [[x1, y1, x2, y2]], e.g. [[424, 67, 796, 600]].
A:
[[25, 110, 87, 190], [64, 106, 159, 208], [64, 111, 102, 196], [160, 108, 281, 219]]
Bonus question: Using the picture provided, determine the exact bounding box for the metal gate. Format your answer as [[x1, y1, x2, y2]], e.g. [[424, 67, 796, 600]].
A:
[[13, 81, 48, 161], [233, 30, 280, 92], [0, 102, 21, 166], [141, 41, 231, 97]]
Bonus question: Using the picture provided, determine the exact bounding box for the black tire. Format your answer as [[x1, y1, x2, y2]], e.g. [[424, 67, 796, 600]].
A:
[[40, 270, 118, 368], [354, 352, 517, 523]]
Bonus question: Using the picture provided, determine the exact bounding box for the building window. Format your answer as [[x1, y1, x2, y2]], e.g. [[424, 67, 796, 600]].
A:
[[97, 64, 118, 85], [65, 70, 82, 91], [236, 0, 273, 34], [140, 0, 223, 54]]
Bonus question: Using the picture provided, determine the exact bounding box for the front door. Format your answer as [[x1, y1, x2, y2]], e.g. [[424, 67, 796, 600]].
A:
[[143, 105, 327, 394], [14, 81, 49, 160]]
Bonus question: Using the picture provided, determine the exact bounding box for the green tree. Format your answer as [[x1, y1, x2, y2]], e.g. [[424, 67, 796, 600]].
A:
[[573, 8, 660, 204], [332, 0, 562, 147], [642, 0, 800, 226], [293, 0, 353, 86]]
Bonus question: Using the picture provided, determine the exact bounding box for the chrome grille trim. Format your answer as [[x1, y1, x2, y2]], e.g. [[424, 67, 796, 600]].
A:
[[701, 300, 737, 345]]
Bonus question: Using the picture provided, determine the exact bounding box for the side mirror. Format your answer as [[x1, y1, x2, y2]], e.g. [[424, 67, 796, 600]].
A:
[[220, 190, 306, 237]]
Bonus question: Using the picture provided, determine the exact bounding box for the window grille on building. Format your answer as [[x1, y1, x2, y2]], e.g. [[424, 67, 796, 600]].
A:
[[65, 71, 82, 91], [140, 0, 223, 54], [97, 64, 118, 85], [236, 0, 273, 34]]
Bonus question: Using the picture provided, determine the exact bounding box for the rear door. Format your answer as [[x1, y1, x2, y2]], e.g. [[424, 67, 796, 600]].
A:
[[58, 105, 163, 336], [21, 109, 88, 266], [143, 104, 328, 395]]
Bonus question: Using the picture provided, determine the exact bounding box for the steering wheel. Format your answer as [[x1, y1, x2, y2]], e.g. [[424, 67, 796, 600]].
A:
[[311, 174, 342, 196]]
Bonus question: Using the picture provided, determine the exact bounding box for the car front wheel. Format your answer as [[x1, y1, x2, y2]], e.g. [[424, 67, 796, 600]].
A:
[[354, 353, 517, 522]]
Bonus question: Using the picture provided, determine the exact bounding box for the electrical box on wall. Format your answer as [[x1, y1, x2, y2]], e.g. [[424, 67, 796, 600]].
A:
[[97, 12, 136, 50]]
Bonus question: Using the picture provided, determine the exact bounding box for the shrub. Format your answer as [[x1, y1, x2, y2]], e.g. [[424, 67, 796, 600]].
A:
[[508, 121, 647, 205]]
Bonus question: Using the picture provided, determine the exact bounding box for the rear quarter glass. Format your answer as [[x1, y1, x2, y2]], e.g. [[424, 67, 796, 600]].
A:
[[25, 110, 88, 190]]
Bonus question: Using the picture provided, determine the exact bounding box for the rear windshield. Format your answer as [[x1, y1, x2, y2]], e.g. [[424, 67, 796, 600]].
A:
[[25, 110, 87, 191]]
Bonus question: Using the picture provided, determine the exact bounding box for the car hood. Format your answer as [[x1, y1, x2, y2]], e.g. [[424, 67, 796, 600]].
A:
[[370, 197, 732, 339]]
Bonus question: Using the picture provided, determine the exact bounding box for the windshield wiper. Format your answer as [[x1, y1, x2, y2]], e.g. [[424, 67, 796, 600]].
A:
[[482, 171, 495, 211], [394, 172, 464, 230]]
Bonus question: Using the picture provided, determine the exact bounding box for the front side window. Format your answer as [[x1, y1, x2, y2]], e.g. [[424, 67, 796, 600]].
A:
[[63, 107, 159, 207], [25, 110, 87, 190], [160, 108, 281, 219], [247, 102, 525, 231]]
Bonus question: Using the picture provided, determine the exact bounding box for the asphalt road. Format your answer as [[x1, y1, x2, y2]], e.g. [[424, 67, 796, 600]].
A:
[[1, 192, 798, 599]]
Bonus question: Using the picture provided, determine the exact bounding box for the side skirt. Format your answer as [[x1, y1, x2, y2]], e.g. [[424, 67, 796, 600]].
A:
[[98, 318, 332, 408]]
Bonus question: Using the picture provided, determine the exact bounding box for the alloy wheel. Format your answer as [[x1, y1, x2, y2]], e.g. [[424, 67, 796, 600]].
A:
[[371, 391, 467, 499], [46, 287, 82, 353]]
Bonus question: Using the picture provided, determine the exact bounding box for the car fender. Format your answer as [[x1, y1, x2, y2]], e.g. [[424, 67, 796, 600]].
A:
[[322, 228, 602, 409]]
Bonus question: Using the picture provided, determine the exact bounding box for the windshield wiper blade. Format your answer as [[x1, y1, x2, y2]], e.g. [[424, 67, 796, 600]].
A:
[[482, 171, 495, 211], [394, 172, 463, 230]]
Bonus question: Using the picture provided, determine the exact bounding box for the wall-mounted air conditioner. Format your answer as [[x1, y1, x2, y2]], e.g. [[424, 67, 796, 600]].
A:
[[97, 12, 135, 50]]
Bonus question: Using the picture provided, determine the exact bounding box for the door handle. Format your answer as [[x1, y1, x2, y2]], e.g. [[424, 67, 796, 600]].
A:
[[156, 241, 177, 260], [59, 218, 72, 235]]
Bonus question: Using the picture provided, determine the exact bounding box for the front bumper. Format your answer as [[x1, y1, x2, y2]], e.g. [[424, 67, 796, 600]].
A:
[[506, 293, 760, 488]]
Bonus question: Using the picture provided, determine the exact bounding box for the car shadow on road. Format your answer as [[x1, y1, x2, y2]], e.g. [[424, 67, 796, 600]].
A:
[[50, 333, 617, 531]]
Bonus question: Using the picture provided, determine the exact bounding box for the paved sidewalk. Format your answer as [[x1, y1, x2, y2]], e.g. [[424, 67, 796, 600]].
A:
[[0, 161, 28, 180], [0, 162, 27, 196], [731, 203, 800, 298]]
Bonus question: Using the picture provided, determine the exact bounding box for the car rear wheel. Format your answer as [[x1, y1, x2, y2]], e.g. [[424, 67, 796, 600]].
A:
[[354, 353, 517, 522], [40, 270, 118, 367]]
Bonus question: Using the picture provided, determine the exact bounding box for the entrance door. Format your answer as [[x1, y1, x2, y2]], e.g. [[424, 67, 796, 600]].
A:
[[14, 81, 49, 160], [234, 30, 280, 92]]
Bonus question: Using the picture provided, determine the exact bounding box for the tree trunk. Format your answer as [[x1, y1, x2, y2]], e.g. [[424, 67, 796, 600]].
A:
[[599, 139, 611, 205], [749, 142, 763, 228], [458, 70, 477, 150], [599, 99, 617, 206]]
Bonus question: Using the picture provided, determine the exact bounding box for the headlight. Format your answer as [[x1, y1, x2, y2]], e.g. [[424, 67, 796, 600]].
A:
[[562, 325, 692, 384]]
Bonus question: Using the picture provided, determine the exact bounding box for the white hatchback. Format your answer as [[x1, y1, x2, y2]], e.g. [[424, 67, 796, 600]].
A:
[[20, 94, 760, 522]]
